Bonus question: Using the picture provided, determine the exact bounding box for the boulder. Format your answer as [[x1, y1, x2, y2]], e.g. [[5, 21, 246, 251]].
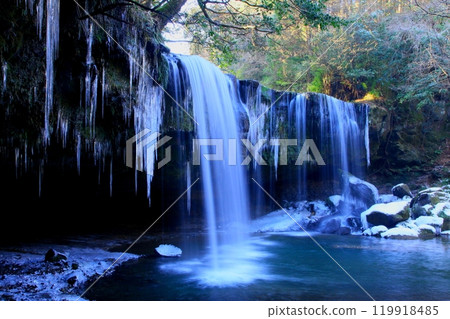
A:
[[418, 225, 436, 239], [346, 217, 362, 229], [410, 193, 432, 208], [44, 249, 68, 263], [327, 195, 342, 209], [380, 227, 419, 239], [321, 218, 341, 234], [155, 244, 182, 257], [67, 276, 77, 287], [341, 172, 379, 213], [392, 183, 413, 198], [361, 200, 410, 229], [337, 227, 351, 235], [438, 209, 450, 231]]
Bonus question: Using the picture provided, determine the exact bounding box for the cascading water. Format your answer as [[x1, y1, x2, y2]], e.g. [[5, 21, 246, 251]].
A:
[[178, 55, 250, 264], [288, 94, 307, 199], [165, 55, 269, 286]]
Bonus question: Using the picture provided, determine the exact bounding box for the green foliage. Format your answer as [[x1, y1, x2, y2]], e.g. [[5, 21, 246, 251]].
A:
[[306, 66, 325, 92]]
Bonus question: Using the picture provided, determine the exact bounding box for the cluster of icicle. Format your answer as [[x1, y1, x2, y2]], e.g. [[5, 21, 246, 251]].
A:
[[14, 1, 163, 200]]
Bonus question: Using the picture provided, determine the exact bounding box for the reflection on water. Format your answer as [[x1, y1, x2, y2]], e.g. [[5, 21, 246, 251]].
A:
[[86, 234, 450, 301]]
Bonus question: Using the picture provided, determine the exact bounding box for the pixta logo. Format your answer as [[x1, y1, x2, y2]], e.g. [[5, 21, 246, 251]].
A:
[[126, 130, 326, 173], [126, 129, 172, 172]]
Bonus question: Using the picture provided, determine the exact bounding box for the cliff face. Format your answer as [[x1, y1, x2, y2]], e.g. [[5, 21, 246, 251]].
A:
[[1, 1, 447, 240]]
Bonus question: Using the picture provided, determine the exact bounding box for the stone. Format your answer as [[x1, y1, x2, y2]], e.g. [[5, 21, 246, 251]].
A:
[[44, 249, 67, 263], [410, 193, 432, 208], [337, 226, 351, 235], [321, 218, 341, 234], [418, 225, 436, 239], [341, 172, 379, 214], [327, 195, 342, 209], [71, 263, 79, 270], [361, 201, 410, 229], [346, 217, 362, 229], [392, 183, 413, 198], [67, 276, 77, 286], [411, 206, 428, 219]]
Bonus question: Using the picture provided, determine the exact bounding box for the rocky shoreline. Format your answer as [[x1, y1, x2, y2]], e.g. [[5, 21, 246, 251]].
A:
[[0, 240, 140, 301]]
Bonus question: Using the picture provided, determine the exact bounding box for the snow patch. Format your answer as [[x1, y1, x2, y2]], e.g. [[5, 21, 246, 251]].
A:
[[380, 227, 419, 239], [415, 216, 443, 227], [155, 244, 182, 257]]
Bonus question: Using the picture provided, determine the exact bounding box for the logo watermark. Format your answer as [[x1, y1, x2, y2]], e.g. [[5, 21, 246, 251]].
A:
[[126, 130, 325, 172]]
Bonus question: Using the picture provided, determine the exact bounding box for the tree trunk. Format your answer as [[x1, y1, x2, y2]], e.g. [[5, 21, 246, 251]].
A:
[[154, 0, 187, 31]]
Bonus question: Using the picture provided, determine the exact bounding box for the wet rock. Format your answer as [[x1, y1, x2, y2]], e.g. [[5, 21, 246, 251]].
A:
[[392, 183, 413, 198], [361, 201, 410, 229], [67, 276, 77, 287], [321, 218, 341, 234], [71, 263, 79, 270], [45, 249, 67, 263], [346, 217, 362, 229], [345, 174, 379, 210], [418, 225, 436, 239], [337, 227, 351, 235]]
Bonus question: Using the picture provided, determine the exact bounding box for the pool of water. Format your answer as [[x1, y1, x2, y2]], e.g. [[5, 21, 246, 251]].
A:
[[85, 233, 450, 301]]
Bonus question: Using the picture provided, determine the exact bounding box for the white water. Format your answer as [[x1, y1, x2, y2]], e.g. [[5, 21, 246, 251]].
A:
[[176, 55, 252, 278], [365, 105, 371, 167], [43, 0, 60, 145], [186, 161, 191, 216], [288, 94, 307, 198]]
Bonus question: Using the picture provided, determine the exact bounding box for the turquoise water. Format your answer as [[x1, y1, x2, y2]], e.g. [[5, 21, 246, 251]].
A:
[[86, 234, 450, 301]]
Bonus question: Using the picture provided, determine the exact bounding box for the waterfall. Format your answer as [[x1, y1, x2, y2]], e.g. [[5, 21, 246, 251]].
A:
[[365, 106, 371, 167], [288, 94, 307, 198], [172, 55, 251, 273], [43, 0, 60, 145]]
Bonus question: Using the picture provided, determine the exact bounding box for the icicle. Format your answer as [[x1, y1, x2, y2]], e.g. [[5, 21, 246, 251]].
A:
[[101, 63, 106, 119], [365, 105, 371, 167], [36, 0, 44, 39], [24, 141, 28, 172], [84, 26, 92, 127], [2, 62, 7, 93], [15, 148, 19, 179], [89, 67, 98, 138], [43, 0, 60, 145], [186, 161, 191, 216], [77, 133, 81, 175], [133, 47, 163, 200], [109, 159, 113, 197], [273, 144, 279, 180], [57, 110, 68, 148]]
